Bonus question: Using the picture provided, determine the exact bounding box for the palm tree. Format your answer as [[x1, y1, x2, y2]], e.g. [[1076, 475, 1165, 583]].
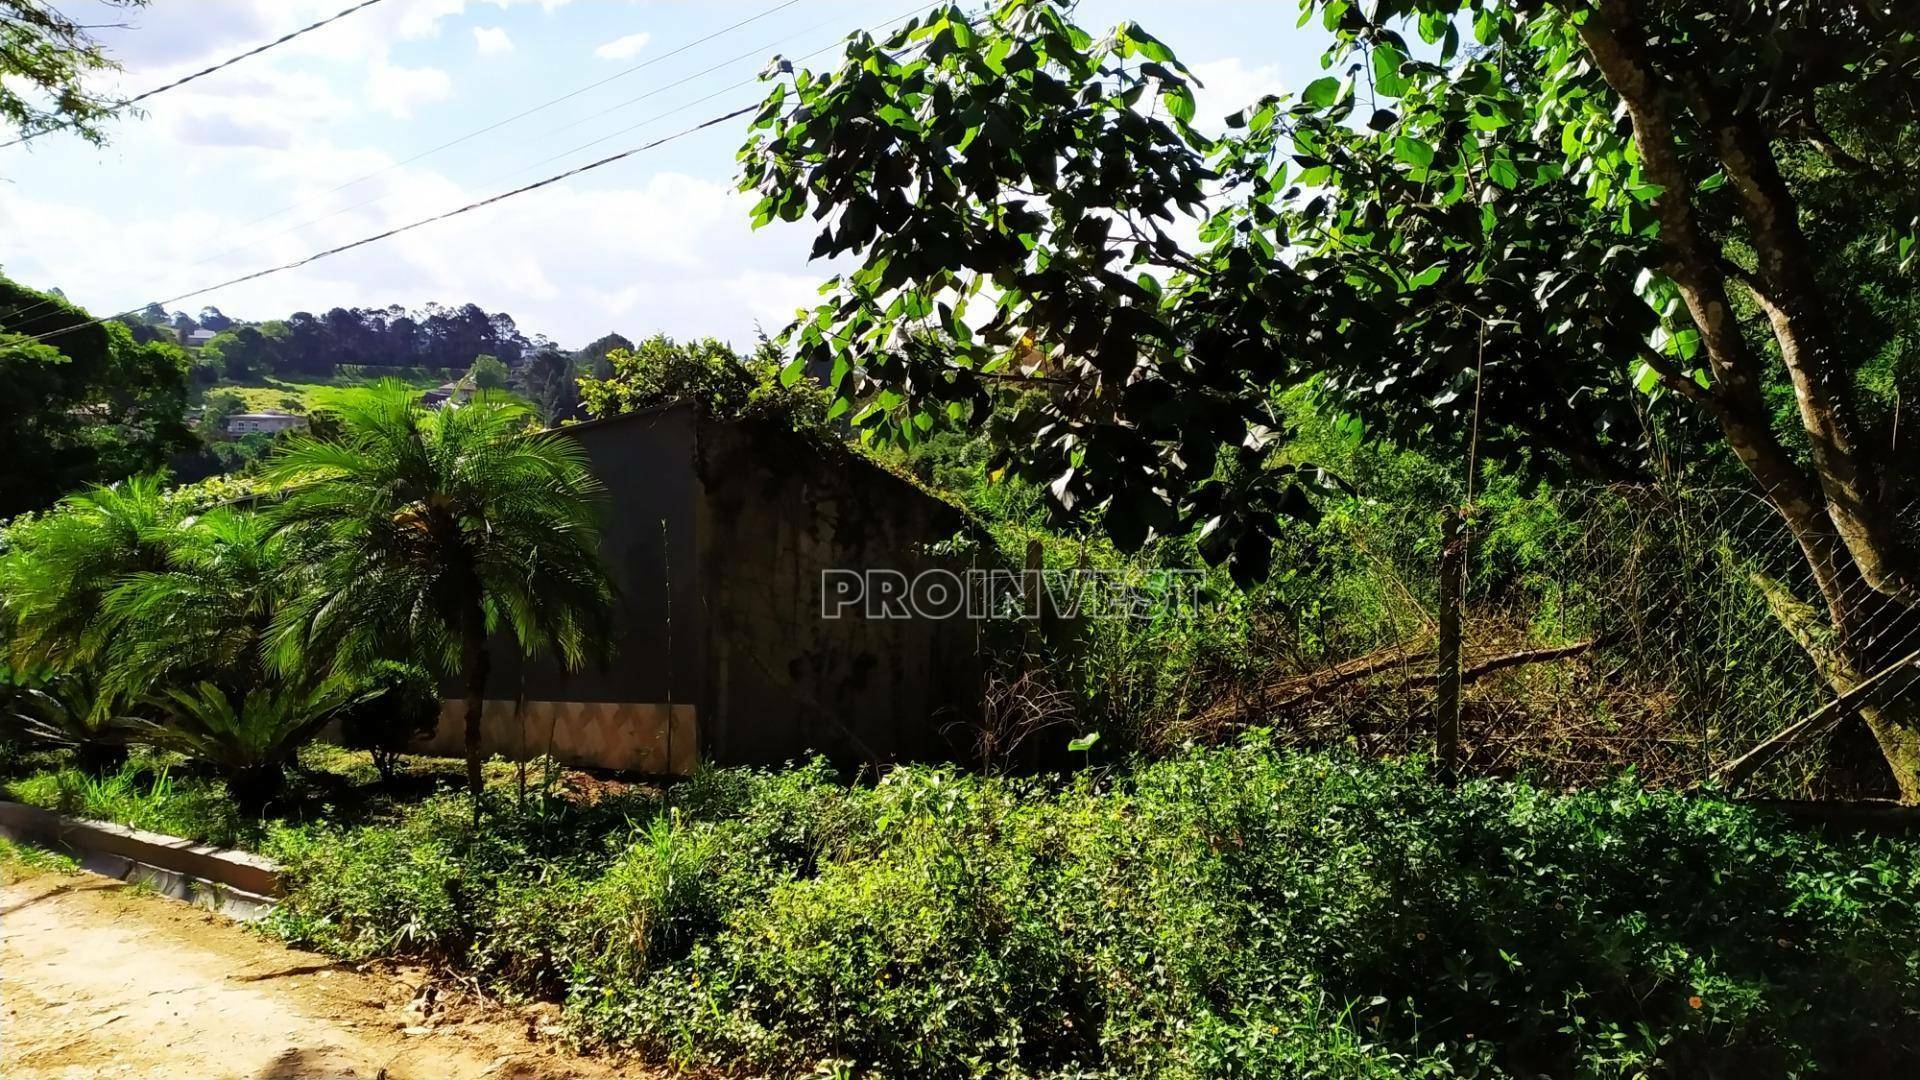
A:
[[96, 506, 299, 703], [0, 474, 176, 672], [264, 383, 614, 810]]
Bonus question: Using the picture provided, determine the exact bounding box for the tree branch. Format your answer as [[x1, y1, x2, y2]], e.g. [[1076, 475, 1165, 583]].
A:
[[1636, 347, 1720, 411]]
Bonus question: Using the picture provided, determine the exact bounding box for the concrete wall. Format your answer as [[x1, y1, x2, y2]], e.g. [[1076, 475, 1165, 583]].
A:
[[421, 404, 707, 774]]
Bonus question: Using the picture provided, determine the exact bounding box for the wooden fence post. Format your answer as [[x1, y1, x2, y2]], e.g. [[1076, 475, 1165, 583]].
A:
[[1435, 508, 1465, 782]]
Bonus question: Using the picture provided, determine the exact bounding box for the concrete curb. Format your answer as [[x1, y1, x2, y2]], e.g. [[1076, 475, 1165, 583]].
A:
[[0, 800, 282, 920]]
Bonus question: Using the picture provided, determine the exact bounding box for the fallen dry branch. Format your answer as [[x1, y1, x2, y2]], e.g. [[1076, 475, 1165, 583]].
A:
[[1182, 639, 1430, 732], [1403, 637, 1612, 688], [1186, 634, 1609, 736], [1710, 643, 1920, 791]]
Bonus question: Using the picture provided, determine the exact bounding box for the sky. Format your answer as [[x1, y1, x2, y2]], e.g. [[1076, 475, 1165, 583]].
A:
[[0, 0, 1331, 350]]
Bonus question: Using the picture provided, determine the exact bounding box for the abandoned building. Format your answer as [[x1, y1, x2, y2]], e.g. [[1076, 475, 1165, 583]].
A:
[[415, 402, 985, 775]]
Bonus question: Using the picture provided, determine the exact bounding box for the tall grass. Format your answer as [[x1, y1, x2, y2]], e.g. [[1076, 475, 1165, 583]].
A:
[[2, 754, 259, 847]]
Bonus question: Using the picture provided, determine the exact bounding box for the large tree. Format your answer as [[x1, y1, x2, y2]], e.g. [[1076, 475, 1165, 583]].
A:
[[515, 346, 583, 425], [740, 1, 1920, 796], [264, 385, 614, 808], [1, 277, 195, 514]]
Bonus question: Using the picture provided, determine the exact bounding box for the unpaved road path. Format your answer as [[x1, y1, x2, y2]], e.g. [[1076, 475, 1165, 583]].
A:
[[0, 873, 643, 1080]]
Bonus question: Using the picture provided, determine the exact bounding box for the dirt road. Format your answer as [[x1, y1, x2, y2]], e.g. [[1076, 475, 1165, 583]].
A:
[[0, 873, 640, 1080]]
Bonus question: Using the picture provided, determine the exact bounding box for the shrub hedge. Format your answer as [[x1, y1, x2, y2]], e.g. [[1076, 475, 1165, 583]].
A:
[[261, 743, 1920, 1078]]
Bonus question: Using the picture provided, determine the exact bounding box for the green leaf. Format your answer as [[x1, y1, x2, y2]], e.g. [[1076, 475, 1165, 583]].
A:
[[1127, 24, 1176, 64], [1371, 42, 1408, 97], [1163, 82, 1196, 125], [1473, 9, 1500, 45], [1393, 135, 1436, 169], [1302, 76, 1341, 109]]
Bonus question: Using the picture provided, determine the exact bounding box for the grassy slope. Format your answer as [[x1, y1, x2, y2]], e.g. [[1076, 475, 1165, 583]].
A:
[[197, 372, 452, 414]]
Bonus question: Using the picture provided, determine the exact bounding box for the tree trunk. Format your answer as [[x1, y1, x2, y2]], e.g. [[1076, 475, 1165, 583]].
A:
[[1573, 0, 1920, 798], [1854, 699, 1920, 803], [227, 764, 284, 816], [73, 742, 128, 777], [459, 610, 491, 819], [1434, 510, 1464, 782], [1755, 573, 1920, 800]]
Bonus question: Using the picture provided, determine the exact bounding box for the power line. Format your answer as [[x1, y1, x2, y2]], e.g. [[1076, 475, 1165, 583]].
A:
[[218, 0, 809, 238], [14, 2, 945, 345], [194, 0, 852, 271], [2, 0, 390, 149], [2, 0, 815, 330], [17, 102, 761, 345]]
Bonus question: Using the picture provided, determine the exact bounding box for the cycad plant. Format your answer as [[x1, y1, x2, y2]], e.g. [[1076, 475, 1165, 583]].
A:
[[6, 670, 145, 773], [266, 383, 614, 810], [141, 681, 367, 811]]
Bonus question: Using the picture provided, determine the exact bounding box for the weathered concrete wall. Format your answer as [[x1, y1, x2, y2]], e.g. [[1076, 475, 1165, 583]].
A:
[[415, 698, 697, 775], [423, 403, 983, 774], [421, 404, 707, 774], [694, 417, 982, 766]]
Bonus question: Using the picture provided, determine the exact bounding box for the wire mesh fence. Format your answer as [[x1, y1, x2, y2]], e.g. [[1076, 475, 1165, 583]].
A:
[[1162, 481, 1907, 800]]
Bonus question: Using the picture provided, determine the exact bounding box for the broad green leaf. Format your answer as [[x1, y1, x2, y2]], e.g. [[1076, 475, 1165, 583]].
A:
[[1163, 83, 1196, 124], [1393, 135, 1436, 169]]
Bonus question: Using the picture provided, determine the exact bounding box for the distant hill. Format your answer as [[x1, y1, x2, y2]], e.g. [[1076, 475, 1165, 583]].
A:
[[123, 301, 552, 380]]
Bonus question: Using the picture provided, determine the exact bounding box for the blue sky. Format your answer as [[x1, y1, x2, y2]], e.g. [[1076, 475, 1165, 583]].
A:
[[0, 1, 1331, 348]]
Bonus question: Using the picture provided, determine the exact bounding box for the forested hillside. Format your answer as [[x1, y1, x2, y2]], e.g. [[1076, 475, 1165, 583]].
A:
[[124, 301, 548, 379]]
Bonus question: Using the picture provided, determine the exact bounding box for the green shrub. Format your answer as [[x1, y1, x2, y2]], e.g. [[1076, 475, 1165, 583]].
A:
[[1, 753, 256, 848], [258, 746, 1920, 1078]]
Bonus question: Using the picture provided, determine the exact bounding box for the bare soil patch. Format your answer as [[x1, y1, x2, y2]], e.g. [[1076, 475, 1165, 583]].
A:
[[0, 873, 648, 1080]]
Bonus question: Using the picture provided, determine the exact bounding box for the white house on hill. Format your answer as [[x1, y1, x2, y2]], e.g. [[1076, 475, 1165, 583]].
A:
[[226, 411, 309, 436]]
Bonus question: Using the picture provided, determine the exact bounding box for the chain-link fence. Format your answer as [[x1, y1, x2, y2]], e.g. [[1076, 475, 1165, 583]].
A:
[[1162, 481, 1908, 800]]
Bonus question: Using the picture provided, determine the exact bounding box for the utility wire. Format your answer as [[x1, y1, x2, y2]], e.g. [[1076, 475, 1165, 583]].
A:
[[4, 0, 816, 329], [2, 0, 390, 149], [15, 2, 943, 345], [16, 103, 760, 344], [194, 0, 853, 270], [219, 0, 808, 237]]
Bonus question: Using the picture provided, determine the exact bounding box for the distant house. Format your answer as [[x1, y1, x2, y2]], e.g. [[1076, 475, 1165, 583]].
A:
[[184, 328, 218, 348], [226, 411, 309, 437], [421, 377, 476, 408]]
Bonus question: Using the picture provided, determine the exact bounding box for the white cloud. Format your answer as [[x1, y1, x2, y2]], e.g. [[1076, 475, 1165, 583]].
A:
[[593, 32, 652, 62], [168, 112, 295, 150], [1191, 57, 1291, 130], [2, 0, 833, 349], [471, 26, 514, 56], [57, 0, 571, 72], [145, 65, 348, 151], [0, 159, 834, 349], [365, 61, 454, 119]]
